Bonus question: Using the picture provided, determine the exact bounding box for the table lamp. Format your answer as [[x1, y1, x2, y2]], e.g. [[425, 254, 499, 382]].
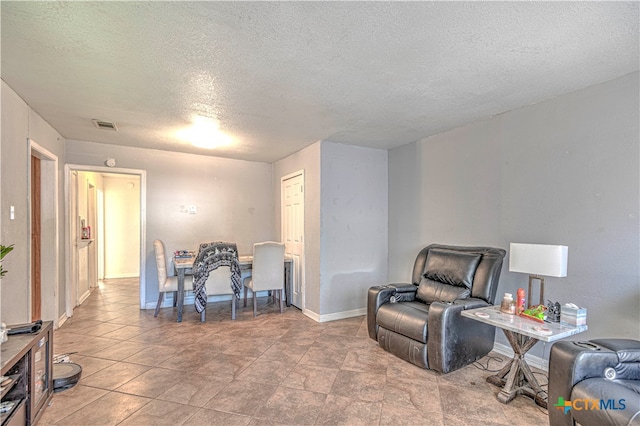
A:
[[509, 243, 568, 307]]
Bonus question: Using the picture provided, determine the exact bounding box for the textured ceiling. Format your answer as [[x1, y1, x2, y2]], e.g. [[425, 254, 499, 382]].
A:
[[2, 1, 638, 163]]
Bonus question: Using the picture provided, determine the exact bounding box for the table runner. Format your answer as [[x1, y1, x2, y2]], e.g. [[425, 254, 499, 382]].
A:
[[193, 241, 241, 314]]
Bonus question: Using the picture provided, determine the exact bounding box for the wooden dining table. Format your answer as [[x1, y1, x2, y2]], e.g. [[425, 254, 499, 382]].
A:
[[173, 254, 292, 322]]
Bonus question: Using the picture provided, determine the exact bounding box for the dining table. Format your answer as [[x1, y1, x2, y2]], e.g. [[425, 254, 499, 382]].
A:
[[172, 254, 293, 322]]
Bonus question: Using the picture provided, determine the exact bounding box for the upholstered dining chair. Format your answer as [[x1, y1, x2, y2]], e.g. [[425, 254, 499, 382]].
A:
[[201, 266, 236, 320], [243, 241, 285, 317], [193, 241, 242, 321], [153, 239, 192, 317]]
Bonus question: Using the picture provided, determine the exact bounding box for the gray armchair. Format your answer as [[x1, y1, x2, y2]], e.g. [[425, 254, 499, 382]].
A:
[[368, 244, 506, 373]]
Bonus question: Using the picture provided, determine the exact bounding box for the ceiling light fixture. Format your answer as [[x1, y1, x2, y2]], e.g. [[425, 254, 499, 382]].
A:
[[175, 116, 232, 149]]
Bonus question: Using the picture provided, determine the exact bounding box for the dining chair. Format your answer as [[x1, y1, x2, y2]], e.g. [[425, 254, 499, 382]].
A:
[[193, 241, 242, 321], [201, 266, 237, 321], [153, 239, 192, 317], [243, 241, 285, 317]]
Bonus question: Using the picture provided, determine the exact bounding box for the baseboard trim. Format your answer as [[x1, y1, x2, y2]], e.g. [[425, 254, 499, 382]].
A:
[[492, 342, 549, 372], [57, 313, 69, 329], [302, 307, 367, 323], [78, 290, 91, 305]]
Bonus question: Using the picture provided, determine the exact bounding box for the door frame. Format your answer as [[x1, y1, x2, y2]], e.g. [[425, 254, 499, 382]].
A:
[[280, 169, 305, 310], [64, 164, 147, 315], [28, 140, 59, 326]]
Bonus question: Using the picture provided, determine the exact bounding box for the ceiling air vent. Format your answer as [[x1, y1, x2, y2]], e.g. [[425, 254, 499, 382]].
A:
[[92, 119, 118, 131]]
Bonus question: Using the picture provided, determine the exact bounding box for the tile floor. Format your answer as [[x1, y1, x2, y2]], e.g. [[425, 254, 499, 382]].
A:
[[38, 278, 550, 425]]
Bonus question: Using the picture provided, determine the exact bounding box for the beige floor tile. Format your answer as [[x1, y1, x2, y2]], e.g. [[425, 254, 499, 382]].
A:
[[439, 383, 511, 425], [55, 391, 151, 425], [190, 352, 255, 378], [157, 373, 233, 407], [35, 385, 108, 425], [383, 376, 441, 412], [298, 345, 349, 369], [203, 379, 278, 416], [123, 344, 187, 367], [254, 386, 326, 425], [118, 399, 195, 425], [235, 358, 294, 385], [282, 364, 339, 394], [330, 370, 386, 402], [256, 341, 310, 364], [380, 402, 444, 425], [116, 367, 186, 398], [44, 279, 552, 426], [315, 394, 382, 425], [341, 346, 390, 374], [183, 408, 251, 426], [100, 325, 147, 340], [88, 341, 149, 361], [80, 361, 150, 390], [71, 355, 118, 378]]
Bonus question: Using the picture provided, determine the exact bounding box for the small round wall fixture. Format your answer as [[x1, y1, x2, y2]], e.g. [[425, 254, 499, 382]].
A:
[[105, 158, 117, 167]]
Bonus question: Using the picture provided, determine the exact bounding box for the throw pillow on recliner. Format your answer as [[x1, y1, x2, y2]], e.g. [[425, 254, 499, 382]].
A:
[[416, 249, 482, 304]]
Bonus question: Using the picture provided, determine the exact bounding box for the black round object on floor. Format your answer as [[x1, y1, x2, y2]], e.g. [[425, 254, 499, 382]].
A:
[[52, 363, 82, 393]]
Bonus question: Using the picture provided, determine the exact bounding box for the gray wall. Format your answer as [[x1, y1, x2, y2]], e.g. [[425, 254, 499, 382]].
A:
[[273, 142, 322, 314], [273, 141, 388, 319], [1, 80, 66, 324], [65, 140, 274, 308], [320, 142, 388, 316], [388, 72, 640, 354]]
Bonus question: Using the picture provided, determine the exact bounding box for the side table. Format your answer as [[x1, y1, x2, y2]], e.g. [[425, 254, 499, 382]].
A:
[[462, 306, 587, 408]]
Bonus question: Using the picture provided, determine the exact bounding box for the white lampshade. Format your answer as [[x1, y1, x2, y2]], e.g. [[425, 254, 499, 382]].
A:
[[509, 243, 568, 277]]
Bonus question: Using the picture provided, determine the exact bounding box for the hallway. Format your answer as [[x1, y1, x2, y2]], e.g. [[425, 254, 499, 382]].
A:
[[39, 278, 549, 425]]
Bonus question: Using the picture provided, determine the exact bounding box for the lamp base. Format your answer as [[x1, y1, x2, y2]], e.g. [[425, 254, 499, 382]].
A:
[[527, 275, 545, 307]]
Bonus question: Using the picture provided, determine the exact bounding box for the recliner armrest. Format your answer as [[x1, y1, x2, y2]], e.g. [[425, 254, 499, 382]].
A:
[[548, 340, 624, 426], [590, 338, 640, 380], [367, 283, 417, 340], [427, 298, 493, 373], [451, 298, 491, 310]]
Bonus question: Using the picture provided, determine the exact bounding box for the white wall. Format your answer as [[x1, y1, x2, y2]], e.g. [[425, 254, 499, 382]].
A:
[[388, 72, 640, 354], [320, 142, 388, 316], [1, 80, 66, 324], [65, 140, 274, 307], [104, 176, 140, 278]]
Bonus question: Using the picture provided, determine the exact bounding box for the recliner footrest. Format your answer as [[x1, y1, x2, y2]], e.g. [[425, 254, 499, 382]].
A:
[[376, 301, 429, 343]]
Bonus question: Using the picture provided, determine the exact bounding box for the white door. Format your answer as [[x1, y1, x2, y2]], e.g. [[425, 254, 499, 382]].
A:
[[281, 171, 304, 309]]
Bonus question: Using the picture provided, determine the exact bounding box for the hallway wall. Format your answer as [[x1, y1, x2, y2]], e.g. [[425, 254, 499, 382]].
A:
[[103, 175, 141, 278], [1, 80, 66, 324]]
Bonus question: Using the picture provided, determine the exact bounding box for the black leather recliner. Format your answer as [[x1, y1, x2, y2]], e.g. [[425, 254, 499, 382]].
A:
[[548, 339, 640, 426], [368, 244, 506, 373]]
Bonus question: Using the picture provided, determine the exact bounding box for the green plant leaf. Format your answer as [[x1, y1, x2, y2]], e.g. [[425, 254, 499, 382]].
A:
[[0, 244, 14, 278]]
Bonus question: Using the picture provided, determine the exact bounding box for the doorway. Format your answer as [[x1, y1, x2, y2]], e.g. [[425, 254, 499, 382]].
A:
[[29, 140, 59, 325], [281, 170, 305, 309], [31, 155, 41, 321], [65, 165, 147, 317]]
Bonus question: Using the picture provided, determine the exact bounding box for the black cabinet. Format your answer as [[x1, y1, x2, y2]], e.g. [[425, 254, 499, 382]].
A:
[[1, 321, 53, 426]]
